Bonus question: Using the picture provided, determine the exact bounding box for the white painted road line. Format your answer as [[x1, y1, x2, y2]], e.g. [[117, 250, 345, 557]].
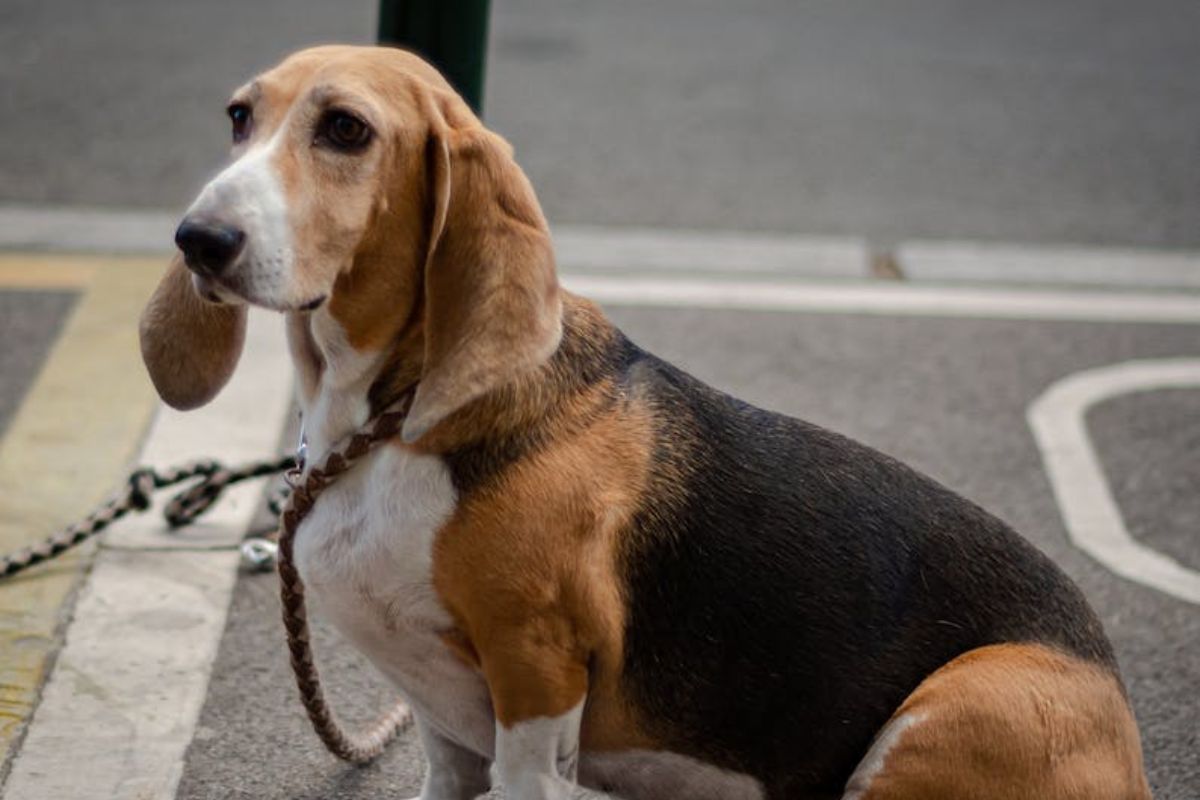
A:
[[565, 274, 1200, 324], [900, 240, 1200, 291], [2, 311, 293, 800], [1029, 359, 1200, 606]]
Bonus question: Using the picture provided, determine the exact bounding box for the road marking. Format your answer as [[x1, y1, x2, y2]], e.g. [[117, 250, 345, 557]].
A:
[[564, 274, 1200, 324], [900, 240, 1200, 291], [0, 256, 102, 289], [1, 310, 294, 800], [0, 260, 162, 777], [1028, 359, 1200, 606]]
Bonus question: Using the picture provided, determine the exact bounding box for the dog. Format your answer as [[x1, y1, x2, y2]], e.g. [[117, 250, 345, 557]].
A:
[[139, 46, 1152, 800]]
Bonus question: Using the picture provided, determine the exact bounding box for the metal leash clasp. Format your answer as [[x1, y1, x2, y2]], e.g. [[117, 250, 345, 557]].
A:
[[239, 537, 279, 572], [285, 421, 308, 489]]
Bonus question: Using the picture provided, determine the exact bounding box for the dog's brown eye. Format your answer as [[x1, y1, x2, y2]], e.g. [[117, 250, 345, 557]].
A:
[[318, 110, 371, 151], [227, 103, 252, 143]]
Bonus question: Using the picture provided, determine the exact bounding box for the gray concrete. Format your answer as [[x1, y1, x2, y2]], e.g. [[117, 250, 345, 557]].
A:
[[176, 305, 1200, 800], [2, 1, 1200, 248], [0, 291, 77, 437]]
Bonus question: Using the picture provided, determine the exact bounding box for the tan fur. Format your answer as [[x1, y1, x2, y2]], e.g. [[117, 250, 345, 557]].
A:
[[141, 46, 560, 437], [246, 45, 562, 436], [253, 50, 433, 352], [855, 643, 1152, 800], [139, 255, 246, 410], [419, 296, 652, 748], [401, 102, 562, 444]]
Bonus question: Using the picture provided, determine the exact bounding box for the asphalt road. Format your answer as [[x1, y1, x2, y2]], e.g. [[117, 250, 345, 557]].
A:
[[0, 1, 1197, 798], [0, 291, 76, 438], [1, 0, 1199, 247]]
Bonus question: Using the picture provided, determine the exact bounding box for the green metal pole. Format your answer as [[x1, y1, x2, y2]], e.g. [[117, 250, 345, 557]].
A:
[[378, 0, 491, 116]]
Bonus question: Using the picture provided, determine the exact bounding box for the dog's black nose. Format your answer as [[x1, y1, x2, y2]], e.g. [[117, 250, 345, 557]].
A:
[[175, 218, 245, 275]]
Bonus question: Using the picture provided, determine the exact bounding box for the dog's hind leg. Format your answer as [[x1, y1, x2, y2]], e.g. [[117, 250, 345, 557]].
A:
[[841, 643, 1151, 800]]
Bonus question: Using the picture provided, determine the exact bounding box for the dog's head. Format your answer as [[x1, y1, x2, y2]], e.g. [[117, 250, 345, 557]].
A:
[[140, 45, 561, 443]]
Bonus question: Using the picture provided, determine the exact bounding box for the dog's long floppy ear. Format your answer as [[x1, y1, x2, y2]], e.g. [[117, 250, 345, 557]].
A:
[[139, 255, 247, 410], [401, 102, 563, 444]]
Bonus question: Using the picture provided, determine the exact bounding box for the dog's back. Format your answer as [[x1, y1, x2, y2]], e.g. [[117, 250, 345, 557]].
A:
[[614, 341, 1124, 795]]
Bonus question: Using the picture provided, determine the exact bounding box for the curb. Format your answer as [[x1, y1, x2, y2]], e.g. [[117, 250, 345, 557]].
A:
[[2, 204, 1198, 291]]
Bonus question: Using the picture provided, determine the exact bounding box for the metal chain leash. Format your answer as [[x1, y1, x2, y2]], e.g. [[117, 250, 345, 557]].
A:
[[0, 395, 416, 764], [0, 456, 295, 579]]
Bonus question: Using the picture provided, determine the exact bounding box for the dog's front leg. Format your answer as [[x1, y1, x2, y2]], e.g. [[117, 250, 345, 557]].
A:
[[483, 623, 589, 800], [412, 716, 492, 800], [493, 699, 584, 799]]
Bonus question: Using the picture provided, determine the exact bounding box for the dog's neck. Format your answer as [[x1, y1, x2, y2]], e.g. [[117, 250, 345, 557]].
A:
[[284, 293, 617, 464], [284, 308, 418, 461]]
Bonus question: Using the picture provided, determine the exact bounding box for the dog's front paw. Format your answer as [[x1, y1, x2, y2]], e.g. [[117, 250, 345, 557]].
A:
[[414, 716, 492, 800], [500, 773, 575, 800]]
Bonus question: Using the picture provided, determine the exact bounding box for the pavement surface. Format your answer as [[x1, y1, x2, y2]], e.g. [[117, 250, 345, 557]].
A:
[[0, 1, 1197, 799]]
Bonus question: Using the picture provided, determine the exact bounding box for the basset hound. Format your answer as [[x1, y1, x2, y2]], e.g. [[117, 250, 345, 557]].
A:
[[139, 45, 1152, 800]]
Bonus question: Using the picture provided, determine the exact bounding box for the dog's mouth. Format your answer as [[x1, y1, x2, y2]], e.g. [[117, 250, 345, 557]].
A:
[[191, 273, 326, 313], [250, 292, 327, 313], [191, 273, 242, 306]]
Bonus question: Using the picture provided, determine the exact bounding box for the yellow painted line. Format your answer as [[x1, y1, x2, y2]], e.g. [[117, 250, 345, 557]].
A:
[[0, 256, 163, 769], [0, 255, 99, 290]]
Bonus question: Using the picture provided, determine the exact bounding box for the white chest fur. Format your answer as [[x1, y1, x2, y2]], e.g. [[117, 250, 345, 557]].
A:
[[284, 316, 759, 796], [291, 444, 496, 757]]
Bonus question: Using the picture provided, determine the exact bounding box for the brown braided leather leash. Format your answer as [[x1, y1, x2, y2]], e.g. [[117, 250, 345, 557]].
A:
[[275, 397, 415, 763]]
